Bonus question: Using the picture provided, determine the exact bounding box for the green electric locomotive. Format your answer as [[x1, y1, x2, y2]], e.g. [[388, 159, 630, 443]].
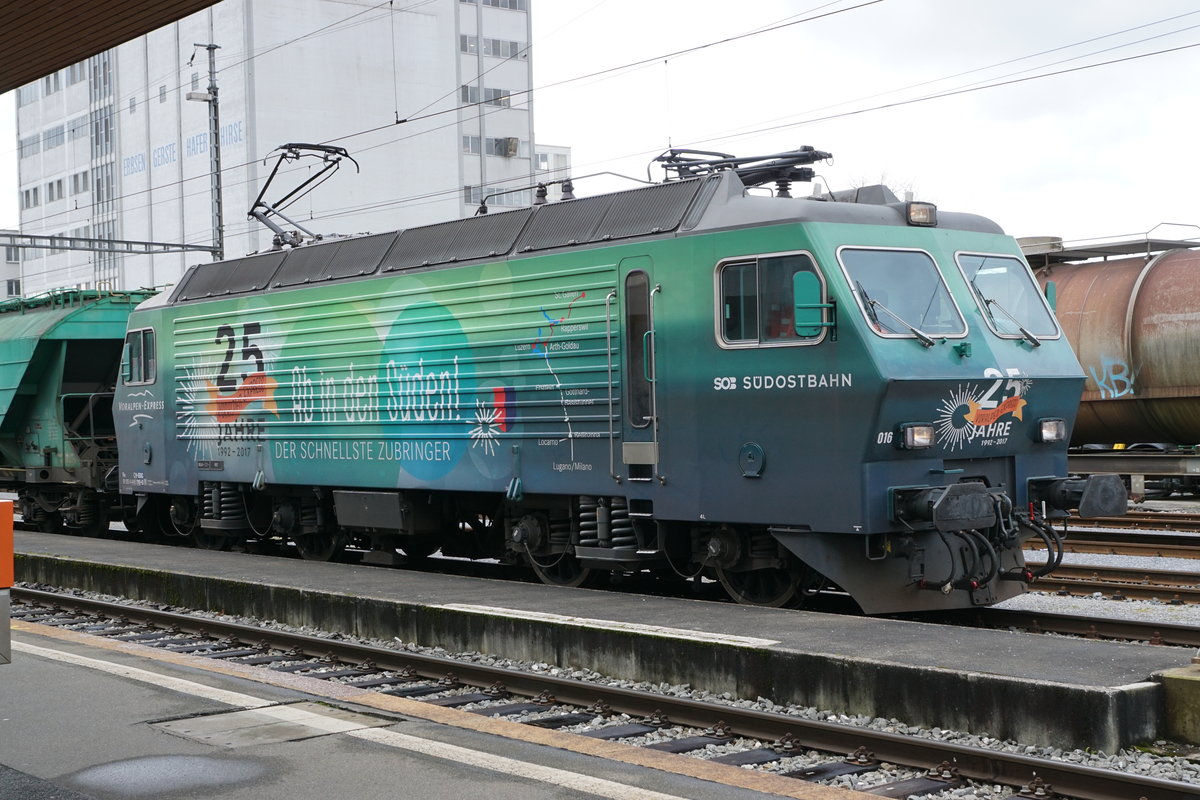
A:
[[112, 149, 1124, 613]]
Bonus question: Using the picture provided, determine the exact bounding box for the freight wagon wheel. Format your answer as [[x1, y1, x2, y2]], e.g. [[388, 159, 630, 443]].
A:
[[716, 562, 800, 608], [295, 530, 348, 562], [79, 515, 109, 538], [36, 511, 64, 534], [528, 552, 593, 588]]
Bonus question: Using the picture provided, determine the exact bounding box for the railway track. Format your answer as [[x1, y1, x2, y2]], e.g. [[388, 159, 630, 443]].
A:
[[1073, 511, 1200, 533], [1031, 522, 1200, 559], [1024, 562, 1200, 605], [973, 607, 1200, 648], [11, 586, 1197, 800]]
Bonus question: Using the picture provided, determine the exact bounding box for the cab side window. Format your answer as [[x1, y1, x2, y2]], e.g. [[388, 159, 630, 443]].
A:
[[719, 253, 824, 345], [123, 328, 156, 384]]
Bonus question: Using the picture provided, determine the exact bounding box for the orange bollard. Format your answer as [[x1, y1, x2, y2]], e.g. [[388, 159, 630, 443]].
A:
[[0, 500, 11, 590]]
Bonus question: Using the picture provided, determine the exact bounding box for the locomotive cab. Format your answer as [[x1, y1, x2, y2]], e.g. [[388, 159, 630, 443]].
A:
[[725, 196, 1124, 611], [682, 175, 1126, 612]]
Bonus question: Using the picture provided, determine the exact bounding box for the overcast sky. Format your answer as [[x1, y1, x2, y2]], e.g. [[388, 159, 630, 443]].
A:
[[3, 0, 1198, 245]]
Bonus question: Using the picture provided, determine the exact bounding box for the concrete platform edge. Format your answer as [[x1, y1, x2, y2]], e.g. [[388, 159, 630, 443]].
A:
[[15, 552, 1166, 752]]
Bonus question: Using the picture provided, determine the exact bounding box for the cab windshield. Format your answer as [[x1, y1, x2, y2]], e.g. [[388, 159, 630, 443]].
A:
[[840, 248, 966, 338], [958, 254, 1058, 339]]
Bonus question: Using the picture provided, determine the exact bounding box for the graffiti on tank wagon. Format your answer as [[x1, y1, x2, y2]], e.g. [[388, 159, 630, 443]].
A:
[[1088, 357, 1135, 399]]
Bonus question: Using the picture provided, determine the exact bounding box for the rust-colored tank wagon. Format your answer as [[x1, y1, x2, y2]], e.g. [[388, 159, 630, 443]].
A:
[[1029, 239, 1200, 445]]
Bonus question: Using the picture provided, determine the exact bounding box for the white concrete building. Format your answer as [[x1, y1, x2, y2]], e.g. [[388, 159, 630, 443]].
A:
[[2, 232, 21, 297], [15, 0, 570, 295]]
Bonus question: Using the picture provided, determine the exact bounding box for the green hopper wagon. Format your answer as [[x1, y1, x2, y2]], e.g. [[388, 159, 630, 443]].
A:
[[0, 290, 153, 534]]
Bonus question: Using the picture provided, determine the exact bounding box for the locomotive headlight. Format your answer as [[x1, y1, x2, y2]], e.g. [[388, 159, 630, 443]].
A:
[[1038, 417, 1067, 443], [898, 422, 935, 449], [906, 201, 937, 227]]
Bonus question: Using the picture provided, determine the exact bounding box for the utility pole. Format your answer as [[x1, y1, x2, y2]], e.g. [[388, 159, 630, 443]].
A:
[[187, 43, 224, 261]]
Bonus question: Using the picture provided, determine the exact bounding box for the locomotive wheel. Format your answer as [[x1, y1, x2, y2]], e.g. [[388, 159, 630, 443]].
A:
[[191, 531, 232, 551], [716, 562, 799, 608], [295, 530, 348, 562], [123, 505, 165, 543], [528, 552, 593, 588], [400, 535, 441, 561]]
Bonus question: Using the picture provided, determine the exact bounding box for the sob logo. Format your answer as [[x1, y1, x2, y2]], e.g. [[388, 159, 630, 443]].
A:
[[934, 370, 1031, 451]]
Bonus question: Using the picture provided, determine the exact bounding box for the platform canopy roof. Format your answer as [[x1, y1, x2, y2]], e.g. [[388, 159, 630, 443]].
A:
[[1, 0, 219, 95]]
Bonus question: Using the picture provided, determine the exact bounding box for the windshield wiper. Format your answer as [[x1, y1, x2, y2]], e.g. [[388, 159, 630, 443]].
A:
[[856, 281, 883, 328], [971, 280, 1041, 347], [858, 285, 936, 347]]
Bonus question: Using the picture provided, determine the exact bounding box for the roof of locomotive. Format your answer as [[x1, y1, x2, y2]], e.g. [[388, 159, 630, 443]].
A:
[[168, 171, 1005, 306]]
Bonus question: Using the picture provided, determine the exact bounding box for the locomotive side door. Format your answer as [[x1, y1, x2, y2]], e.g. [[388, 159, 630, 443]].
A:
[[115, 326, 169, 494], [619, 257, 660, 483]]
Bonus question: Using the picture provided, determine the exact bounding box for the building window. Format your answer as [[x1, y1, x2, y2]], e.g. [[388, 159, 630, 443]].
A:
[[44, 179, 65, 203], [464, 136, 524, 157], [460, 85, 511, 107], [463, 184, 530, 207], [42, 125, 65, 150], [535, 153, 550, 171], [18, 135, 41, 159], [21, 187, 40, 209], [484, 87, 511, 106], [486, 137, 522, 157], [4, 247, 19, 265], [43, 72, 61, 95], [89, 52, 112, 102], [192, 73, 200, 91], [459, 0, 528, 9], [129, 97, 137, 115], [71, 171, 90, 195], [460, 35, 523, 58], [67, 62, 87, 85], [484, 38, 522, 58], [16, 84, 38, 107], [90, 108, 114, 158], [159, 85, 167, 103], [67, 114, 89, 141], [6, 279, 20, 297], [92, 164, 115, 204]]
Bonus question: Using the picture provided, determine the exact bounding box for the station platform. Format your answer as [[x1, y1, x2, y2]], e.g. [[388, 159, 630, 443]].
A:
[[12, 531, 1195, 753], [6, 602, 806, 800]]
